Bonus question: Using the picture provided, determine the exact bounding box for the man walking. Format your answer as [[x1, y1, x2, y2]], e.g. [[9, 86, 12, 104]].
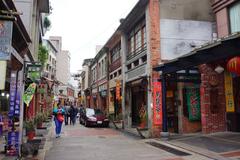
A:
[[63, 102, 70, 125]]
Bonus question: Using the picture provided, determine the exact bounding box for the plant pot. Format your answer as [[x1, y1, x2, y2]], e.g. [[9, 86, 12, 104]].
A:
[[139, 121, 146, 128], [37, 123, 43, 128], [27, 131, 35, 140]]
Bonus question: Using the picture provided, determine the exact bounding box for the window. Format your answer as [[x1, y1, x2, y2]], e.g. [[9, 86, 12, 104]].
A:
[[142, 55, 147, 63], [118, 70, 122, 76], [98, 62, 101, 78], [127, 21, 146, 56], [114, 72, 117, 78], [229, 1, 240, 33], [135, 30, 142, 49], [142, 26, 146, 46], [111, 43, 121, 63], [134, 60, 139, 67], [127, 64, 132, 70]]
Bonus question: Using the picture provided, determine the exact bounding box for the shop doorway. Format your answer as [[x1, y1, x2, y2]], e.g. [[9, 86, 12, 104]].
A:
[[227, 76, 240, 132], [131, 86, 147, 128]]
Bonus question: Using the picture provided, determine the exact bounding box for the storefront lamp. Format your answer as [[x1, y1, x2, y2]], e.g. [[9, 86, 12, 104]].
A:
[[1, 93, 5, 97], [214, 65, 224, 74], [6, 94, 9, 98]]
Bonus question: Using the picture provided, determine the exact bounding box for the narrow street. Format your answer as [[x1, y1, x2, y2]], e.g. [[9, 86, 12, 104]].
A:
[[45, 124, 213, 160]]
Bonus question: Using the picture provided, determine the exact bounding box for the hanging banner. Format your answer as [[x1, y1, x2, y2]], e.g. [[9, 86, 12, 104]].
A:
[[8, 71, 17, 118], [153, 81, 162, 125], [0, 21, 13, 60], [0, 61, 7, 90], [116, 80, 121, 101], [23, 83, 36, 106], [26, 63, 41, 82], [224, 72, 235, 112], [186, 87, 201, 121]]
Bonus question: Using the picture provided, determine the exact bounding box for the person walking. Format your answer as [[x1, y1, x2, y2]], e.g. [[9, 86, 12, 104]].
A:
[[53, 102, 65, 138], [69, 105, 78, 125], [63, 102, 70, 125]]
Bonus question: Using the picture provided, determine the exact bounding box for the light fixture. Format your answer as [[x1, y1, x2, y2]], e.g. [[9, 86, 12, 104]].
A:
[[1, 92, 5, 97], [214, 66, 224, 74], [6, 93, 9, 98]]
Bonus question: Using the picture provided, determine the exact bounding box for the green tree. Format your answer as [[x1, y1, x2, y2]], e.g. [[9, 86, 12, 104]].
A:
[[38, 44, 49, 68], [44, 16, 51, 30]]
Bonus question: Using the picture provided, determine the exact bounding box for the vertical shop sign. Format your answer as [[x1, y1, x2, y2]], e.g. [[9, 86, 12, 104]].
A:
[[7, 71, 20, 156], [8, 71, 17, 118], [0, 61, 7, 90], [116, 80, 121, 101], [186, 87, 201, 121], [153, 81, 162, 125], [224, 71, 235, 112], [0, 21, 13, 60]]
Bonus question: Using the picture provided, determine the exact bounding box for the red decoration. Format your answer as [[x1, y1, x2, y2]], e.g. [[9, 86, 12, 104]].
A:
[[153, 81, 162, 125], [227, 56, 240, 76]]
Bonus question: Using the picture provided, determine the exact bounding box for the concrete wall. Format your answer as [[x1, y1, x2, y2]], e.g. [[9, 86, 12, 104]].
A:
[[56, 50, 71, 85], [159, 0, 214, 21], [15, 0, 40, 60], [15, 0, 33, 35], [160, 19, 213, 60], [159, 0, 215, 60]]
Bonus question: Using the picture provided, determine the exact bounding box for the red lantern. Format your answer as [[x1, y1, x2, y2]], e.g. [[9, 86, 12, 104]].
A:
[[227, 56, 240, 76]]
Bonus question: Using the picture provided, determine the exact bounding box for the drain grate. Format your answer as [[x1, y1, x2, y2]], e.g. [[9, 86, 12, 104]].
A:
[[146, 142, 191, 156]]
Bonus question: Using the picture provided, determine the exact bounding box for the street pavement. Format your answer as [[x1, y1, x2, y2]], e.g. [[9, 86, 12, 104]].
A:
[[44, 124, 216, 160]]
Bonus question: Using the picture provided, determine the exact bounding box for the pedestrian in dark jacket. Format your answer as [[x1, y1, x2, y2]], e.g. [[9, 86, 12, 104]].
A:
[[69, 105, 78, 125]]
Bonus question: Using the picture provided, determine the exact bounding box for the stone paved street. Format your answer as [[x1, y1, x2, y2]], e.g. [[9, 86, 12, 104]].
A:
[[44, 124, 216, 160]]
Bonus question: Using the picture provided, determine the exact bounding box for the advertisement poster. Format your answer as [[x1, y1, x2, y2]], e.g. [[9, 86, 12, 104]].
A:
[[186, 87, 201, 121], [224, 71, 235, 112], [153, 81, 162, 125], [23, 83, 36, 106]]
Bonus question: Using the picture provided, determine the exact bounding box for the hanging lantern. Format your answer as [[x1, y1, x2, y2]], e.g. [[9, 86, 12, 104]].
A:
[[227, 56, 240, 76]]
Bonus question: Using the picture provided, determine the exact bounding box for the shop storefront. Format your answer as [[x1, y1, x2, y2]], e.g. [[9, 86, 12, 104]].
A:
[[0, 2, 32, 155], [91, 87, 98, 108], [154, 33, 240, 136], [109, 79, 122, 120], [98, 83, 107, 113], [126, 78, 148, 128]]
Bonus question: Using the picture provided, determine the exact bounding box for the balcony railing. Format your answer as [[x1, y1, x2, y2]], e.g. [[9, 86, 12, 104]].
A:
[[127, 43, 147, 60]]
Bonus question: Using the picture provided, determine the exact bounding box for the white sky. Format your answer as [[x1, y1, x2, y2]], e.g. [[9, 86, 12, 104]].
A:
[[46, 0, 139, 73]]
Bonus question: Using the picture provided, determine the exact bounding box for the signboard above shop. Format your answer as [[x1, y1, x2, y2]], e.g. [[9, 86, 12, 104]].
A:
[[0, 21, 13, 60]]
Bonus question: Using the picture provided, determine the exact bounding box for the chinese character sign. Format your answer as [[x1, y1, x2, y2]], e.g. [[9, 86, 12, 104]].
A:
[[116, 80, 121, 101], [224, 71, 235, 112], [8, 72, 17, 118], [153, 82, 162, 125], [186, 87, 201, 121]]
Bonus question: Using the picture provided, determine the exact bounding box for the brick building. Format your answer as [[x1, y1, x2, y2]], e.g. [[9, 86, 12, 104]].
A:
[[154, 0, 240, 137], [90, 47, 108, 113], [118, 0, 215, 137], [105, 31, 122, 119]]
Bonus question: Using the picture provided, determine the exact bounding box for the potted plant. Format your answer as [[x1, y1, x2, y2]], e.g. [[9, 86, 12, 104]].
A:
[[24, 120, 35, 140], [34, 113, 44, 128]]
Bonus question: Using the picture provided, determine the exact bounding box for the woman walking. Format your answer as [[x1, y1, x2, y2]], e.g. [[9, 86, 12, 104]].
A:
[[53, 102, 65, 138]]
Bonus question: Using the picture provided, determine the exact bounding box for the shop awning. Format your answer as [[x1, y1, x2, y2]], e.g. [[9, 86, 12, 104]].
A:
[[154, 33, 240, 74]]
